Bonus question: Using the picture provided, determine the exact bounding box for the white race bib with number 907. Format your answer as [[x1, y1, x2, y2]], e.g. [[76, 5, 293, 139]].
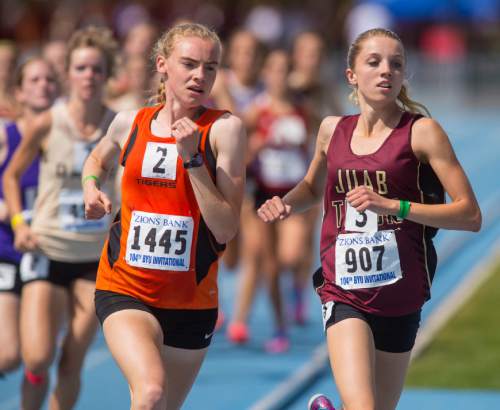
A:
[[125, 211, 193, 271], [335, 230, 402, 290]]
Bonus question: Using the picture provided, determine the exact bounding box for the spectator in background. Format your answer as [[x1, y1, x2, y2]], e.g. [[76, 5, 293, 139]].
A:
[[107, 21, 159, 111], [215, 30, 265, 116], [0, 57, 59, 377], [228, 49, 311, 353], [107, 55, 151, 111], [211, 29, 265, 276], [123, 21, 159, 60], [290, 31, 342, 131], [42, 40, 68, 96]]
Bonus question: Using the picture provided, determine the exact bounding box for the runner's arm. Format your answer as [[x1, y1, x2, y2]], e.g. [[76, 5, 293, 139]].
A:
[[186, 113, 246, 244], [2, 111, 51, 222], [405, 117, 481, 231], [82, 110, 136, 219]]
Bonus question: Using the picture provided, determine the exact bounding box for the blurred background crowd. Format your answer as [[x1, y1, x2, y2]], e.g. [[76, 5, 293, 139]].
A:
[[2, 0, 500, 119], [1, 0, 500, 353]]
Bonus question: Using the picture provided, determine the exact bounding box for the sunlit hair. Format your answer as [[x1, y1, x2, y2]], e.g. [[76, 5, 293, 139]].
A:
[[347, 28, 430, 117], [151, 22, 222, 104], [15, 56, 56, 88], [0, 39, 16, 53], [66, 26, 118, 79]]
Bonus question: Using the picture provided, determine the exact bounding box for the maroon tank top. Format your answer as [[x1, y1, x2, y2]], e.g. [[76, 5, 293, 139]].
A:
[[317, 112, 442, 316]]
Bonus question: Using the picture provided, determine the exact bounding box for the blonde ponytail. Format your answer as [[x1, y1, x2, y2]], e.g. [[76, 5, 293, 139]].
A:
[[397, 84, 430, 117]]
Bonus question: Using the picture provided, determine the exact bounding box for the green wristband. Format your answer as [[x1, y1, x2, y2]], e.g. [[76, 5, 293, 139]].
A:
[[398, 200, 411, 219], [82, 175, 100, 188]]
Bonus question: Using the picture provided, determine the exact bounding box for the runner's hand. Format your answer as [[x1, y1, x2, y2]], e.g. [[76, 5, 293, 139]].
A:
[[14, 224, 38, 252], [346, 186, 398, 215], [172, 116, 201, 161], [166, 89, 201, 161], [84, 184, 112, 220], [257, 196, 292, 223]]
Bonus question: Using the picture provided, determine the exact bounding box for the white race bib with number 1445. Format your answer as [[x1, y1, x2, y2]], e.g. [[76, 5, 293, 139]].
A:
[[125, 211, 193, 271]]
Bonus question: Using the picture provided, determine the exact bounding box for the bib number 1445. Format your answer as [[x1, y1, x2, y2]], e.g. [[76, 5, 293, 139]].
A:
[[125, 211, 193, 271]]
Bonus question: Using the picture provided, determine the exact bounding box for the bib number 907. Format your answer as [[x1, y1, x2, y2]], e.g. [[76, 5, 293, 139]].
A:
[[335, 230, 402, 290]]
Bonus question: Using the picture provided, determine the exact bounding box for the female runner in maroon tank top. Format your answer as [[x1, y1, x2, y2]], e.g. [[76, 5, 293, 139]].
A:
[[257, 28, 481, 410]]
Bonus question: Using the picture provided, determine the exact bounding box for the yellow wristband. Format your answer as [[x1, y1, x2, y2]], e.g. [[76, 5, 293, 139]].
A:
[[82, 175, 100, 188], [11, 213, 25, 231]]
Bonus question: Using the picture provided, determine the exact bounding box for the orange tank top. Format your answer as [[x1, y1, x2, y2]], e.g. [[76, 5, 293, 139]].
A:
[[96, 105, 227, 309]]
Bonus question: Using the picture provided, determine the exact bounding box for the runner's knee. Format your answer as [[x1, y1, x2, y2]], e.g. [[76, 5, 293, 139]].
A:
[[23, 350, 55, 375], [132, 382, 165, 410], [0, 348, 21, 372]]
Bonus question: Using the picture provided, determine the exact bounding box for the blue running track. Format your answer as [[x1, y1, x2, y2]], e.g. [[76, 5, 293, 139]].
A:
[[1, 105, 499, 409]]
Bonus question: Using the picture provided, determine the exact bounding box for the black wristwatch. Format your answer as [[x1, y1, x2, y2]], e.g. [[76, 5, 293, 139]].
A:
[[183, 152, 204, 169]]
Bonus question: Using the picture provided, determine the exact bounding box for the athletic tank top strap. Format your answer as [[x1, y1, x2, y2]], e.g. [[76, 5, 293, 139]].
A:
[[197, 108, 228, 180], [120, 107, 154, 166]]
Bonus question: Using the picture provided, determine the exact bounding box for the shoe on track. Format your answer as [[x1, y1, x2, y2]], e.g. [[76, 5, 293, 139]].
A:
[[307, 393, 335, 410]]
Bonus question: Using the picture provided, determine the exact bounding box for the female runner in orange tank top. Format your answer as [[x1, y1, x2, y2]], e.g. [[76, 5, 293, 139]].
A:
[[82, 23, 246, 410]]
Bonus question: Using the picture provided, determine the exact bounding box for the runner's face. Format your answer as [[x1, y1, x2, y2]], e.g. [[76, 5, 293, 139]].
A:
[[161, 36, 219, 109], [229, 32, 258, 81], [348, 36, 405, 105], [263, 51, 289, 97], [68, 47, 107, 101], [17, 60, 58, 111], [293, 33, 323, 73]]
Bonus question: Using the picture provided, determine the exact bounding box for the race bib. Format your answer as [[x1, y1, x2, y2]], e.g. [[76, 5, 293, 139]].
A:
[[0, 263, 16, 290], [269, 115, 307, 145], [259, 147, 307, 187], [22, 186, 38, 224], [344, 201, 378, 233], [335, 230, 402, 290], [59, 189, 110, 232], [142, 142, 178, 180], [20, 253, 49, 282], [125, 211, 193, 271], [73, 141, 95, 175]]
